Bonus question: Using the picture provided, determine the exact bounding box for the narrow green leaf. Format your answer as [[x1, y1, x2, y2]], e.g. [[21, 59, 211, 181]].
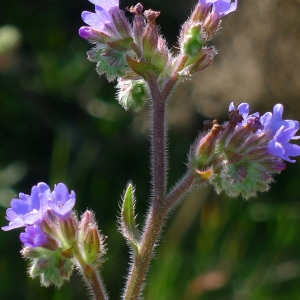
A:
[[121, 182, 140, 254]]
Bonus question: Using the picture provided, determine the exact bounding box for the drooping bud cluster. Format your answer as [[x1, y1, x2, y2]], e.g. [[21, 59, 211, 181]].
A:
[[1, 183, 105, 287], [190, 103, 300, 199]]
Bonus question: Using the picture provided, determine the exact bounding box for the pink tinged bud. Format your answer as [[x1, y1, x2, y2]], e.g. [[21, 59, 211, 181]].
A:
[[110, 8, 132, 40], [82, 226, 101, 263], [59, 213, 78, 248], [78, 210, 105, 265], [194, 121, 223, 166], [142, 9, 160, 61], [79, 210, 96, 239], [129, 3, 146, 48]]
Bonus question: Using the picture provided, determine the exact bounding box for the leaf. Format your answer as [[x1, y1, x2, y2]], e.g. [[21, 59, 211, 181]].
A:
[[120, 182, 141, 254]]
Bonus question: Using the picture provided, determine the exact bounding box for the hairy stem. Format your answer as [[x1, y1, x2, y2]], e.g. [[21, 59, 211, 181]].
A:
[[164, 170, 195, 213], [74, 248, 108, 300], [161, 55, 188, 100], [123, 74, 167, 299]]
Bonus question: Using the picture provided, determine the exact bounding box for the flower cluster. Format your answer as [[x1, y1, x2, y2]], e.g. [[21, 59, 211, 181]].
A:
[[2, 183, 74, 227], [79, 0, 238, 107], [2, 182, 75, 234], [2, 182, 106, 287], [191, 103, 300, 199], [1, 183, 77, 286]]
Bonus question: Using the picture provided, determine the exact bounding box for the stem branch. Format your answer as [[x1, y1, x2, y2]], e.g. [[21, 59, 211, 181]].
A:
[[74, 248, 108, 300]]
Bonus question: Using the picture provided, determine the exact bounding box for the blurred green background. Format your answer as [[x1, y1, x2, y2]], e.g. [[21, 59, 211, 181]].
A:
[[1, 0, 300, 299]]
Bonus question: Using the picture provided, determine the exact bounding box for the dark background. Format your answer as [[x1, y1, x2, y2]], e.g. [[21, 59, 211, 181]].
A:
[[1, 0, 300, 299]]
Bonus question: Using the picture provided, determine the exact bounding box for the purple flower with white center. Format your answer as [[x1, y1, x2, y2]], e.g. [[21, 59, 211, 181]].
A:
[[20, 225, 47, 248], [260, 104, 300, 162], [48, 183, 76, 220], [2, 183, 75, 231]]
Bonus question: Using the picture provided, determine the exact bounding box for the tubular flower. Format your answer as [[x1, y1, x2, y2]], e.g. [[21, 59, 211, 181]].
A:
[[2, 183, 75, 231], [191, 102, 300, 199]]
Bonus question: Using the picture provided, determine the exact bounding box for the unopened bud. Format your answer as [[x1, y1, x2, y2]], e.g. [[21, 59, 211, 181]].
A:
[[129, 3, 146, 48], [116, 78, 148, 111], [192, 120, 222, 167], [181, 24, 206, 56], [78, 210, 106, 266], [59, 213, 78, 248], [142, 9, 160, 61], [110, 8, 132, 40]]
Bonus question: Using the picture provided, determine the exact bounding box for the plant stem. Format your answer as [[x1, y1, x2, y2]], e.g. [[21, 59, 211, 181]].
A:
[[164, 170, 195, 213], [123, 74, 167, 299], [161, 55, 188, 100], [74, 248, 108, 300]]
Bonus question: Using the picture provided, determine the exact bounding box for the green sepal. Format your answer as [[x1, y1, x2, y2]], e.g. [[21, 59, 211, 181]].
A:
[[106, 37, 133, 52], [125, 54, 156, 80], [120, 182, 140, 255]]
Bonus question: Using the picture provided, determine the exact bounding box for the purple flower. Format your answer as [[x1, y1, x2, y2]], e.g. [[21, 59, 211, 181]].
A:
[[2, 183, 75, 231], [229, 102, 260, 127], [79, 0, 129, 41], [260, 104, 300, 162], [198, 0, 217, 6], [229, 102, 300, 163], [212, 0, 238, 17], [20, 225, 47, 248], [48, 183, 76, 220]]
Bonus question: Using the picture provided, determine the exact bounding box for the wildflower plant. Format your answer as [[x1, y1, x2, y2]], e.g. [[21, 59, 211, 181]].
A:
[[2, 0, 300, 299]]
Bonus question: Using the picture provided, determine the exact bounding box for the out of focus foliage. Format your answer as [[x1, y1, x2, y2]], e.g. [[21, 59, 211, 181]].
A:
[[0, 0, 300, 299]]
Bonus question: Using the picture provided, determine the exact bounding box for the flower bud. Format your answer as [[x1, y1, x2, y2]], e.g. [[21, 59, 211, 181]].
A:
[[78, 210, 106, 266], [129, 3, 146, 48], [181, 24, 206, 57], [59, 213, 78, 249], [116, 78, 148, 111], [191, 120, 223, 167], [142, 9, 160, 62]]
